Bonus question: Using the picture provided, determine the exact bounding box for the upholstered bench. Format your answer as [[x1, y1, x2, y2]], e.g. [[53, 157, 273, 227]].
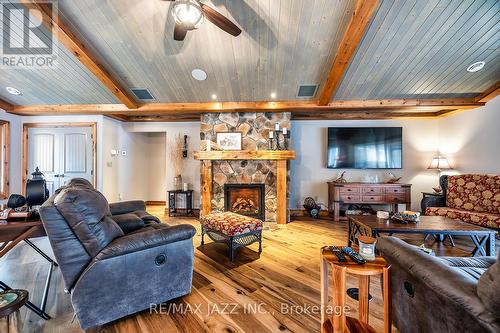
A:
[[200, 212, 263, 261]]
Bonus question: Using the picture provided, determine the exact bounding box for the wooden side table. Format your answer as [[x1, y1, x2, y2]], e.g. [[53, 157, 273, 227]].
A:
[[320, 247, 391, 333], [0, 289, 28, 333]]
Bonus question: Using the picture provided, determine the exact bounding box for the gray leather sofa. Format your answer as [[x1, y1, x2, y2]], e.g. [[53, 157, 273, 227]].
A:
[[39, 179, 196, 329], [378, 236, 499, 333]]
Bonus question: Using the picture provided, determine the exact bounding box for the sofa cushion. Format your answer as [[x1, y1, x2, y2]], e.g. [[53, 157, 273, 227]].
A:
[[439, 256, 496, 280], [426, 206, 500, 229], [54, 187, 124, 257], [112, 213, 145, 233], [131, 210, 161, 225], [477, 253, 500, 317], [446, 174, 500, 215], [200, 212, 263, 236]]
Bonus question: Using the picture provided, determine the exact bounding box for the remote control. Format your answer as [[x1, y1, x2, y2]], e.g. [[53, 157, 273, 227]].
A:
[[329, 246, 347, 262], [342, 247, 366, 264]]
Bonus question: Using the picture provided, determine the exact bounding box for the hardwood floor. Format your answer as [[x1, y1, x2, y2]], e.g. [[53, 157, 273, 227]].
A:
[[1, 207, 498, 333]]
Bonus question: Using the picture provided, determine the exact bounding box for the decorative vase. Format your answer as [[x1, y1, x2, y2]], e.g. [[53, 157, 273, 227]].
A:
[[174, 175, 182, 190]]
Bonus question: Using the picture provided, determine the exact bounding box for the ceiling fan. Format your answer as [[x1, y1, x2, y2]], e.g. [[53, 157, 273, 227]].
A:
[[164, 0, 242, 41]]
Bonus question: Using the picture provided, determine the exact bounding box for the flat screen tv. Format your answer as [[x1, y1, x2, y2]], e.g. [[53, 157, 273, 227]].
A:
[[327, 127, 402, 169]]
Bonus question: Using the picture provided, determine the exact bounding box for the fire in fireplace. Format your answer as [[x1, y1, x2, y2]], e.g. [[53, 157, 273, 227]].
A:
[[224, 184, 265, 221]]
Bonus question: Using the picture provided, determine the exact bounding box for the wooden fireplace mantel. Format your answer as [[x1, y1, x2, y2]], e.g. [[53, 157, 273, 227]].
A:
[[194, 150, 296, 224], [193, 150, 296, 160]]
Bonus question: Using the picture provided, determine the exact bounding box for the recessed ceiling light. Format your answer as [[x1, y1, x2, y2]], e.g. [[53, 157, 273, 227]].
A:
[[467, 61, 485, 73], [270, 92, 277, 99], [191, 69, 207, 81], [6, 86, 22, 95], [211, 94, 217, 100]]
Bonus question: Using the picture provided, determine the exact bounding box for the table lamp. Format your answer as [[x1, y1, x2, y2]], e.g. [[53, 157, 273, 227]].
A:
[[428, 156, 452, 193]]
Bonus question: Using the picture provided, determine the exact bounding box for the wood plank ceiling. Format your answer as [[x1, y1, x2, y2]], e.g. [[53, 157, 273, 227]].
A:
[[0, 1, 119, 105], [56, 0, 356, 103], [334, 0, 500, 100], [0, 0, 498, 121]]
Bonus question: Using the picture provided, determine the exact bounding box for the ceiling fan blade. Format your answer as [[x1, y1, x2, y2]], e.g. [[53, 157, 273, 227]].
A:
[[200, 3, 241, 37], [174, 23, 189, 41]]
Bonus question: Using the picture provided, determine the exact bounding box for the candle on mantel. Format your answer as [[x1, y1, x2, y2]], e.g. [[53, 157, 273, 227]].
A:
[[275, 123, 280, 131], [282, 127, 287, 135], [269, 130, 274, 139]]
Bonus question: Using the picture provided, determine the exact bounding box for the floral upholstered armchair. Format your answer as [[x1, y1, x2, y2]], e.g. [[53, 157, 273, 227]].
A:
[[424, 174, 500, 230]]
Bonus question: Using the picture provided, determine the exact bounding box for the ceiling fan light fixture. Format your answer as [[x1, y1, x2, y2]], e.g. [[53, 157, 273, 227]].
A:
[[172, 0, 204, 28]]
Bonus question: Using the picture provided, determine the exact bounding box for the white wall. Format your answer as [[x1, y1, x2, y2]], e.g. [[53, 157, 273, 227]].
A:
[[290, 119, 440, 211], [125, 122, 201, 206], [438, 96, 500, 174], [102, 130, 167, 202]]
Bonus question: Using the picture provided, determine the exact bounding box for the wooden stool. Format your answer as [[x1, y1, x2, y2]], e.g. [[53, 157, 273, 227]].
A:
[[0, 290, 28, 333], [320, 247, 391, 333]]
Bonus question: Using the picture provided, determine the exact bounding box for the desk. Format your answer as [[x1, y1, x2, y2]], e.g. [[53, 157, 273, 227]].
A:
[[0, 218, 56, 320]]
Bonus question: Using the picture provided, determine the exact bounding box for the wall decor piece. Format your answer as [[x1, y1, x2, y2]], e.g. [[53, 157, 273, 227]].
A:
[[216, 132, 242, 151], [333, 171, 347, 183]]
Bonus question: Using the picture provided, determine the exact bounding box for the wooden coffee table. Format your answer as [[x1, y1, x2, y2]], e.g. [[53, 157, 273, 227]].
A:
[[347, 215, 496, 257]]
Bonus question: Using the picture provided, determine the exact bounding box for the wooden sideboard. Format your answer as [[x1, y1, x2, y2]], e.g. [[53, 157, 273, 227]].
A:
[[328, 182, 412, 222]]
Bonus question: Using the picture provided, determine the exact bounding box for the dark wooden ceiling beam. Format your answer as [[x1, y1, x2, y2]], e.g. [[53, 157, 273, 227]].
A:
[[474, 81, 500, 103], [25, 1, 138, 108], [7, 98, 484, 117], [318, 0, 379, 105]]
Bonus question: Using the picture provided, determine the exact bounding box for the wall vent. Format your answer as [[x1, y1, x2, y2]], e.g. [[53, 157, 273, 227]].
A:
[[297, 84, 318, 98], [131, 88, 155, 101]]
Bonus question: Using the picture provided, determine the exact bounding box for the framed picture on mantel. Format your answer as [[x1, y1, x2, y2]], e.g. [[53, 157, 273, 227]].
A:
[[216, 132, 242, 151]]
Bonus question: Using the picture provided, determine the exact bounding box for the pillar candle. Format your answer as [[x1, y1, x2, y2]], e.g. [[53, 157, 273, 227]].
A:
[[283, 127, 287, 135], [275, 123, 280, 131], [269, 131, 274, 139]]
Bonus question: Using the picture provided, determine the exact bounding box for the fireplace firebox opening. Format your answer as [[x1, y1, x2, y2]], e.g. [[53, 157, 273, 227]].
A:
[[224, 184, 265, 221]]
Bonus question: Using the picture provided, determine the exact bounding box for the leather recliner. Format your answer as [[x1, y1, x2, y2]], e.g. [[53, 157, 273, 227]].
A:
[[378, 236, 500, 333], [39, 179, 196, 329]]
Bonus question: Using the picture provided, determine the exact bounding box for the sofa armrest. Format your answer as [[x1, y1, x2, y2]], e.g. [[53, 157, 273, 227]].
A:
[[377, 236, 488, 318], [95, 224, 196, 260], [109, 200, 146, 215]]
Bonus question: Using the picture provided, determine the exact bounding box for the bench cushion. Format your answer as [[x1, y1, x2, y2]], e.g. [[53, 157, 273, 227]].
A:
[[426, 206, 500, 229], [200, 212, 263, 236]]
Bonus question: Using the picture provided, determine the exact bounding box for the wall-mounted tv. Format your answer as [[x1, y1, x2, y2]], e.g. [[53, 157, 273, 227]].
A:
[[327, 127, 402, 169]]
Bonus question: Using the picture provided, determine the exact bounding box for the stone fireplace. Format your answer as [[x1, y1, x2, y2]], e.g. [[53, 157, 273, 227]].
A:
[[195, 112, 294, 224], [224, 183, 265, 220]]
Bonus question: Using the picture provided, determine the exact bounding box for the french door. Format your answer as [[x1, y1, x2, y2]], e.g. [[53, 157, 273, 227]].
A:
[[26, 126, 94, 196]]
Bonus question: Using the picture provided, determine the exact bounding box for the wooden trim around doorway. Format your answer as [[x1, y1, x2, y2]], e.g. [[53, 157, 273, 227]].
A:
[[22, 122, 97, 195], [0, 121, 9, 199]]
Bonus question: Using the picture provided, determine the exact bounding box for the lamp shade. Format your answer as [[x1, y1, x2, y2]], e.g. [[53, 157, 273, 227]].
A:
[[428, 156, 452, 170]]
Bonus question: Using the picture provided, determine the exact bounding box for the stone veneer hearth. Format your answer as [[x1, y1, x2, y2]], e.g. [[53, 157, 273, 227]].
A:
[[200, 112, 291, 222]]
